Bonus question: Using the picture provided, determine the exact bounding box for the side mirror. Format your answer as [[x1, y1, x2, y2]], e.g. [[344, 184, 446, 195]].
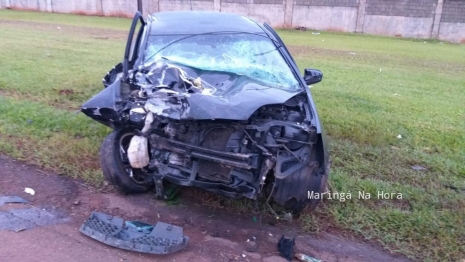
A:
[[303, 68, 323, 85]]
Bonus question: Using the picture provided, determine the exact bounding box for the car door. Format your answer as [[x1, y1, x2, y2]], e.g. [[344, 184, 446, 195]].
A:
[[103, 12, 146, 87]]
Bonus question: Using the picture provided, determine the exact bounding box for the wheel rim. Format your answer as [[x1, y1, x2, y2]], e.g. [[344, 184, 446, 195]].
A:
[[119, 132, 149, 185]]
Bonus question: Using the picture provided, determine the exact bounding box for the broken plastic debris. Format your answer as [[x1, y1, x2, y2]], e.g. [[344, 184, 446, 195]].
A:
[[278, 235, 295, 262], [245, 236, 258, 252], [276, 212, 293, 221], [24, 188, 35, 195], [295, 253, 322, 262], [125, 220, 154, 233], [79, 211, 189, 254], [411, 165, 427, 171], [0, 196, 29, 206], [15, 227, 26, 233], [130, 107, 146, 114]]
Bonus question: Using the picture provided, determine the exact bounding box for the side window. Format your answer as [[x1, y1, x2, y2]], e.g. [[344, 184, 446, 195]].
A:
[[129, 22, 144, 64]]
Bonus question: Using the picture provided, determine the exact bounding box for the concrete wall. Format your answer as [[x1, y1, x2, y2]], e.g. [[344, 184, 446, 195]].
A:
[[292, 6, 358, 32], [52, 0, 102, 14], [220, 2, 285, 27], [438, 22, 465, 43], [363, 16, 435, 38], [159, 0, 214, 12], [441, 0, 465, 23], [362, 0, 437, 38], [438, 0, 465, 42], [2, 0, 465, 43]]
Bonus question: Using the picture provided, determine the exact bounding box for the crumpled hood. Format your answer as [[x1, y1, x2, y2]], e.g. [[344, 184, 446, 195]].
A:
[[142, 83, 302, 120], [137, 61, 303, 120], [81, 60, 303, 125]]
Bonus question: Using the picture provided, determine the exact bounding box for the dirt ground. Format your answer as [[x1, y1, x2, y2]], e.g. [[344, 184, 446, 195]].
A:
[[0, 154, 411, 262]]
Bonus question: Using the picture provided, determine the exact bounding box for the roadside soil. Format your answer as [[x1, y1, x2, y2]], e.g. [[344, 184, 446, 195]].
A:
[[0, 154, 411, 262]]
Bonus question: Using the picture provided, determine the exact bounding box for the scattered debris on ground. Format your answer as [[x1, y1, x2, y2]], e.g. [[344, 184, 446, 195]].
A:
[[278, 235, 295, 261], [296, 253, 322, 262], [411, 165, 427, 171], [245, 236, 258, 252], [24, 187, 35, 195], [0, 207, 68, 232], [0, 154, 413, 261], [0, 196, 29, 206]]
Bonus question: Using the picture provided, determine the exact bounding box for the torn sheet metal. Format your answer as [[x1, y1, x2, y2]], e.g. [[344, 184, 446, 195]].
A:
[[79, 212, 189, 254], [81, 59, 302, 125], [137, 60, 302, 120]]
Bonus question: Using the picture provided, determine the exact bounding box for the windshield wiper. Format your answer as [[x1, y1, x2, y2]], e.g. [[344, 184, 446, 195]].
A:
[[253, 48, 278, 56]]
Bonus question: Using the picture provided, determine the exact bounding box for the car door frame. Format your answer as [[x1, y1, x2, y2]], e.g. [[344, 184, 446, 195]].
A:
[[123, 11, 146, 82]]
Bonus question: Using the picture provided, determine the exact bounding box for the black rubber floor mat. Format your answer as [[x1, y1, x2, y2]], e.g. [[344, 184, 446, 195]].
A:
[[79, 211, 189, 254]]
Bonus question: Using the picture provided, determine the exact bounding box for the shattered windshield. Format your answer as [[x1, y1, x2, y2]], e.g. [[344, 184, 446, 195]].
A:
[[143, 33, 301, 91]]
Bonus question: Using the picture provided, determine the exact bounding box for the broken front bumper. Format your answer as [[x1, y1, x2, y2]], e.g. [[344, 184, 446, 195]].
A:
[[79, 212, 189, 254]]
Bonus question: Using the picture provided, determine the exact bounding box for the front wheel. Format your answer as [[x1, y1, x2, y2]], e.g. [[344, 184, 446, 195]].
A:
[[99, 128, 154, 194]]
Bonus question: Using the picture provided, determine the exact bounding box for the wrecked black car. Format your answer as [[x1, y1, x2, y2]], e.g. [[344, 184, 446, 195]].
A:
[[81, 11, 330, 213]]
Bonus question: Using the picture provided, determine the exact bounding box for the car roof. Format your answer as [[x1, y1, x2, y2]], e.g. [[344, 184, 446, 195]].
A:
[[148, 11, 266, 35]]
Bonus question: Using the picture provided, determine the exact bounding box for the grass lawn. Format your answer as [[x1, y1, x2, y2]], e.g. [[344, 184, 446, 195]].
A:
[[1, 10, 464, 261]]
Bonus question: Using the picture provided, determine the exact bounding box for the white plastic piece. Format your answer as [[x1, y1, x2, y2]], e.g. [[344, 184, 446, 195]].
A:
[[130, 107, 146, 114], [141, 112, 154, 133], [127, 112, 154, 168], [127, 136, 150, 168], [24, 187, 35, 195]]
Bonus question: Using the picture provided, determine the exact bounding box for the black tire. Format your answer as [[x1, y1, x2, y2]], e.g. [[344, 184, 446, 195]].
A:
[[281, 175, 326, 214], [275, 161, 329, 214], [99, 128, 154, 194], [293, 160, 330, 213]]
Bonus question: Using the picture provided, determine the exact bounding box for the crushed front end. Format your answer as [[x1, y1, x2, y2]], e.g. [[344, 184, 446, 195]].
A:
[[82, 60, 328, 211]]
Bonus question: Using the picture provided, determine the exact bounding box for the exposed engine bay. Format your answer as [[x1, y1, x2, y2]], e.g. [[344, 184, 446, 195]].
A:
[[82, 60, 324, 211]]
